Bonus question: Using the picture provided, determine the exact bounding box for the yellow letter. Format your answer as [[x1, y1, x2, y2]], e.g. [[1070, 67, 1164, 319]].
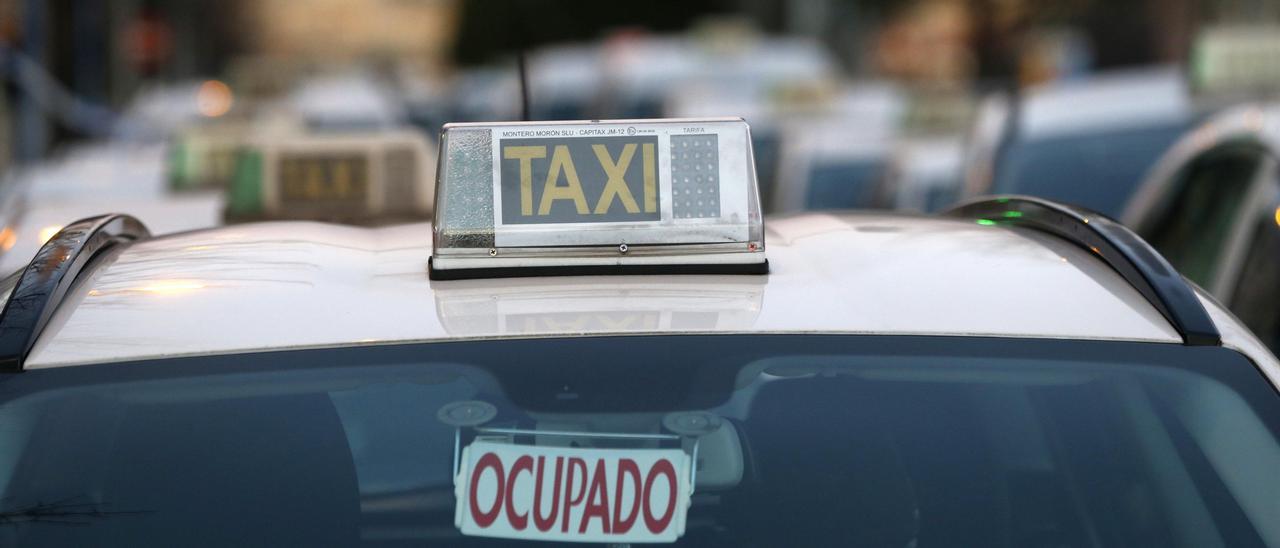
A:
[[539, 145, 589, 215], [592, 144, 640, 214], [306, 161, 324, 200], [504, 146, 546, 216], [333, 159, 351, 197], [643, 143, 656, 213]]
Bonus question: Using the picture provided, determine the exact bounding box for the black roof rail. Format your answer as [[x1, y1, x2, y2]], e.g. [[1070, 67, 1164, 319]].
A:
[[943, 196, 1220, 346], [0, 214, 150, 371]]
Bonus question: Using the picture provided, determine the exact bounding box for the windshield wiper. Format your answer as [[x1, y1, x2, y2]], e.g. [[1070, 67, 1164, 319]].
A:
[[0, 494, 149, 526]]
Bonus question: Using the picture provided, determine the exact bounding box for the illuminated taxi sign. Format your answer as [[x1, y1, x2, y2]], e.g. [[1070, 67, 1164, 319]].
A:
[[431, 118, 767, 279], [168, 127, 248, 191], [225, 130, 435, 223], [501, 135, 659, 223], [277, 153, 369, 205], [1192, 25, 1280, 93]]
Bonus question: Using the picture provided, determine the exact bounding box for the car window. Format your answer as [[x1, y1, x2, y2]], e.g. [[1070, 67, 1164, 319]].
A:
[[1228, 207, 1280, 352], [803, 159, 886, 209], [0, 335, 1277, 547], [992, 121, 1186, 217], [1143, 143, 1266, 287]]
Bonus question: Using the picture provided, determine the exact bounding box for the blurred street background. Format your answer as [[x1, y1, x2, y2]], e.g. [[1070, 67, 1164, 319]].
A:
[[0, 1, 1278, 320]]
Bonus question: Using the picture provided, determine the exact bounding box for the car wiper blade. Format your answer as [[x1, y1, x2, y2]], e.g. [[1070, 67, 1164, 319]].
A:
[[0, 494, 149, 526]]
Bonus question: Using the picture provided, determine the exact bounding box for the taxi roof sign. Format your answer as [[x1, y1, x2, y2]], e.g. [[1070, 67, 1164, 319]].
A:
[[430, 118, 767, 279]]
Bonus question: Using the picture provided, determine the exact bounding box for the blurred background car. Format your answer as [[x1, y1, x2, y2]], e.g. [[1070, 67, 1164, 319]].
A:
[[1124, 103, 1280, 352], [963, 67, 1196, 218], [881, 134, 965, 212]]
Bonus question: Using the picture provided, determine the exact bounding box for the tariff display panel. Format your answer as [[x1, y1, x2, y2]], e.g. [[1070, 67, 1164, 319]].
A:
[[433, 118, 766, 278]]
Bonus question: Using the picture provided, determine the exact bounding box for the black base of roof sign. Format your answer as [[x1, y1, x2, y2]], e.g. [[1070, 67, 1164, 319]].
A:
[[428, 257, 770, 281]]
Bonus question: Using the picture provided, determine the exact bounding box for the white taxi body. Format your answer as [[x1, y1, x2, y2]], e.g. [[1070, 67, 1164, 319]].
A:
[[2, 118, 1279, 548], [3, 208, 1280, 546]]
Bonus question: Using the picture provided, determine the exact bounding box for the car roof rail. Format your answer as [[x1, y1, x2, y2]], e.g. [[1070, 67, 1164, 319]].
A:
[[943, 195, 1220, 346], [0, 214, 150, 371]]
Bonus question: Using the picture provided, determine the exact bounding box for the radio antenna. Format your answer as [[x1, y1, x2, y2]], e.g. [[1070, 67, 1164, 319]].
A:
[[517, 51, 531, 121]]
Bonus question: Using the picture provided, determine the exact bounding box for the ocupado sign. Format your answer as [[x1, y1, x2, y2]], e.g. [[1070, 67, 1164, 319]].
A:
[[455, 440, 692, 543]]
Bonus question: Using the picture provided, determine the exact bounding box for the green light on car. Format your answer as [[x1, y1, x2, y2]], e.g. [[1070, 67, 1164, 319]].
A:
[[228, 149, 264, 216], [167, 141, 191, 190], [1002, 211, 1023, 218], [976, 219, 997, 226]]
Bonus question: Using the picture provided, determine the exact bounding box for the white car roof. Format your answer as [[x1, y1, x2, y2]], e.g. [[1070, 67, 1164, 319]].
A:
[[18, 211, 1210, 369]]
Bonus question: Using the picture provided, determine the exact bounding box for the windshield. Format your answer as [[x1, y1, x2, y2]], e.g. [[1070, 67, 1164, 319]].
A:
[[0, 335, 1277, 547]]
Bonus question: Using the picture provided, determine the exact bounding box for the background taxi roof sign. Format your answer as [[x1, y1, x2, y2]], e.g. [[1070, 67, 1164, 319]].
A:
[[430, 118, 767, 280]]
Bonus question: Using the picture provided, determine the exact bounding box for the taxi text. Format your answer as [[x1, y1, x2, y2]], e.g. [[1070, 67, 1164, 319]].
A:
[[499, 136, 659, 224]]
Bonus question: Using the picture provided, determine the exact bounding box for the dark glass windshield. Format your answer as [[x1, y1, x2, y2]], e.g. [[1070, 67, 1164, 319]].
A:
[[0, 335, 1277, 547]]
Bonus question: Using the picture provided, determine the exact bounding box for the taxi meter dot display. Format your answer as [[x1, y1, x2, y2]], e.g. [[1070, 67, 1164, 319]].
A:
[[430, 118, 767, 279]]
